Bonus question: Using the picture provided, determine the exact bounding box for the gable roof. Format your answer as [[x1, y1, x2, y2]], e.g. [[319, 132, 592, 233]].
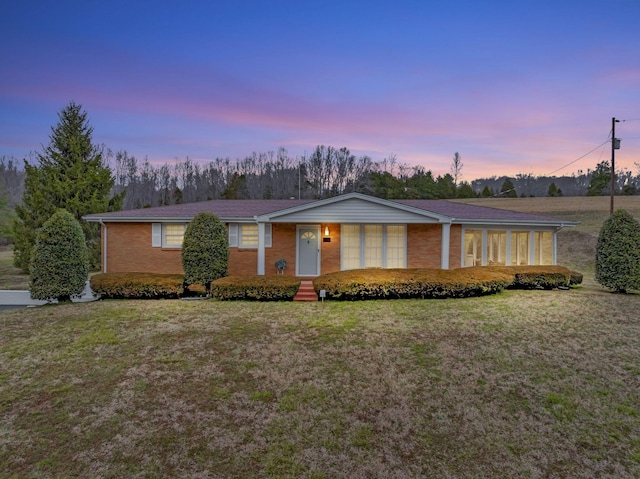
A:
[[84, 192, 576, 227]]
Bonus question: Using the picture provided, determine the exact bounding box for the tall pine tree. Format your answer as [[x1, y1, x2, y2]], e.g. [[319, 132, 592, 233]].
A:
[[13, 102, 122, 271]]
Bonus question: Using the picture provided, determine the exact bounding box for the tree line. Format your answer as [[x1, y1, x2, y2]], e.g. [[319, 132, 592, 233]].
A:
[[2, 102, 640, 266], [5, 147, 638, 216]]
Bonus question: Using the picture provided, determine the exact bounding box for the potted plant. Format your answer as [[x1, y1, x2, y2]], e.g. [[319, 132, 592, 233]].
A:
[[275, 259, 287, 275]]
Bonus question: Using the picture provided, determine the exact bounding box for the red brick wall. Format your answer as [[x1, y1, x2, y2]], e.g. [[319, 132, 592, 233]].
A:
[[449, 225, 462, 269], [407, 224, 442, 268], [227, 249, 258, 276], [102, 221, 462, 276], [104, 222, 184, 274], [265, 223, 296, 276], [321, 223, 341, 274]]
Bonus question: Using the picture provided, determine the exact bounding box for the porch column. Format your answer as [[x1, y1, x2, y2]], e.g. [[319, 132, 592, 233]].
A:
[[441, 222, 451, 269], [257, 222, 266, 275]]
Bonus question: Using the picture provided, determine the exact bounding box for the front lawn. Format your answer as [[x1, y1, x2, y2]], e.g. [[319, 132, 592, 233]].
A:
[[1, 289, 639, 478]]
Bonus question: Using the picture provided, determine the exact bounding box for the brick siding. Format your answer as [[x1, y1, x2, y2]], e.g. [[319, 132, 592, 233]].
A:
[[102, 221, 463, 276]]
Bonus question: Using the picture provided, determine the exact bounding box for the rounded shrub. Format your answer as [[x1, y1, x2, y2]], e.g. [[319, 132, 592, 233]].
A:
[[30, 209, 89, 302], [595, 209, 640, 293], [181, 212, 229, 294]]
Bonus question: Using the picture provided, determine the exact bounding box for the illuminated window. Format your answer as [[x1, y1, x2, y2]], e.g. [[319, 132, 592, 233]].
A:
[[342, 225, 361, 270], [240, 224, 259, 247], [487, 230, 507, 265], [534, 231, 553, 265], [163, 224, 187, 248], [228, 223, 272, 248], [463, 230, 483, 266], [341, 224, 406, 270], [386, 225, 406, 268], [511, 231, 530, 265]]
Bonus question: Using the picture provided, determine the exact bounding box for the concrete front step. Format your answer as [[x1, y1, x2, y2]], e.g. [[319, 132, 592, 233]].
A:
[[293, 280, 318, 302]]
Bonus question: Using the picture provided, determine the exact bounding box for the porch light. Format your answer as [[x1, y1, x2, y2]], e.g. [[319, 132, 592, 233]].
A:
[[325, 226, 330, 236]]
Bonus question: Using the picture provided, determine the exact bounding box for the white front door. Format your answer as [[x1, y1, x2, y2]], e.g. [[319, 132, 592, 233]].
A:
[[297, 226, 320, 276]]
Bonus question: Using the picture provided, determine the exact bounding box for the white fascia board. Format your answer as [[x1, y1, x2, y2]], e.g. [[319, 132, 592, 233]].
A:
[[455, 219, 579, 228]]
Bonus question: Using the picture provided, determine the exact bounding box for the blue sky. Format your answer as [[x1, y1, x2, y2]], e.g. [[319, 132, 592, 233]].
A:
[[1, 0, 639, 180]]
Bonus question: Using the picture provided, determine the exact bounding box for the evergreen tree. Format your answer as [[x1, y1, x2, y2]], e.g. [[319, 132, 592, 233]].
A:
[[13, 102, 122, 271], [182, 212, 229, 294], [587, 161, 611, 196], [481, 185, 494, 197], [547, 182, 559, 197], [30, 209, 88, 302], [456, 182, 477, 198], [499, 178, 518, 198], [595, 209, 640, 293]]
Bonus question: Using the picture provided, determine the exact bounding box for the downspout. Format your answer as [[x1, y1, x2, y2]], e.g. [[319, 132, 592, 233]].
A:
[[99, 220, 107, 273]]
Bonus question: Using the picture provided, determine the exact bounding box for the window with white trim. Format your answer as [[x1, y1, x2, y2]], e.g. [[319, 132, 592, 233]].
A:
[[511, 231, 530, 265], [228, 223, 272, 248], [534, 231, 553, 265], [341, 224, 406, 270], [487, 230, 507, 265], [386, 225, 406, 268], [163, 223, 187, 248], [463, 229, 483, 266], [240, 224, 259, 247]]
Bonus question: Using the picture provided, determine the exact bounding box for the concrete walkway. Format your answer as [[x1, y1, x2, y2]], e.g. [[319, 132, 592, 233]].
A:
[[0, 281, 99, 309]]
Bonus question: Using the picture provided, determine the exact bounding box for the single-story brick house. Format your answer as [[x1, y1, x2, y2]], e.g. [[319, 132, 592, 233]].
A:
[[84, 192, 577, 277]]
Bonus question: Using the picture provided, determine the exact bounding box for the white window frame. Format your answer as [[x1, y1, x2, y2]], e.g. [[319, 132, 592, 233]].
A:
[[461, 227, 557, 267], [228, 223, 272, 249], [163, 223, 188, 248], [340, 224, 407, 270]]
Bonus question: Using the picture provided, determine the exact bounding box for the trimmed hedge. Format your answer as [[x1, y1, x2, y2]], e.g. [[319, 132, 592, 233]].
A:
[[312, 265, 583, 301], [313, 267, 514, 300], [90, 273, 184, 299], [210, 276, 301, 301], [485, 265, 581, 290]]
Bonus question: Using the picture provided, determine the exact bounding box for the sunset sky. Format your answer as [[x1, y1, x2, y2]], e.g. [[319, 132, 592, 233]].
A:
[[1, 0, 639, 181]]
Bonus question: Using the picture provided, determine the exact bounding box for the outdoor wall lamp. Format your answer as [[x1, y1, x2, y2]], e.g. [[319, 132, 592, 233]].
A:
[[324, 226, 330, 236]]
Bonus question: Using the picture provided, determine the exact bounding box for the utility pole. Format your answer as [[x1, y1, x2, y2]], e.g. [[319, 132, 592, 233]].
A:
[[610, 117, 621, 215]]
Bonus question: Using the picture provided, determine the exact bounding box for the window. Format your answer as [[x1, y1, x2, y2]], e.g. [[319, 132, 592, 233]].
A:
[[240, 224, 258, 247], [386, 225, 406, 268], [534, 231, 553, 265], [511, 231, 530, 265], [341, 224, 406, 270], [463, 228, 555, 267], [463, 230, 483, 266], [228, 223, 272, 248], [164, 223, 187, 248], [342, 225, 361, 270], [487, 230, 507, 265], [364, 225, 383, 268]]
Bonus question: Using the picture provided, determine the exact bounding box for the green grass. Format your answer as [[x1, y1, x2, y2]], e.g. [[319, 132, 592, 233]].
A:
[[0, 245, 28, 290], [1, 291, 639, 478]]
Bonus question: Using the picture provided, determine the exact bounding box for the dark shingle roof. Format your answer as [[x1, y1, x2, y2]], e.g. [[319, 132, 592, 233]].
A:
[[84, 194, 573, 226], [394, 199, 561, 223], [85, 199, 315, 220]]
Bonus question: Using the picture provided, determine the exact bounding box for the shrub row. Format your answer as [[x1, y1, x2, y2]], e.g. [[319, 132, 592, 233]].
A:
[[486, 265, 582, 290], [210, 276, 301, 301], [90, 266, 582, 301], [312, 265, 582, 301], [90, 273, 184, 299], [313, 267, 514, 300]]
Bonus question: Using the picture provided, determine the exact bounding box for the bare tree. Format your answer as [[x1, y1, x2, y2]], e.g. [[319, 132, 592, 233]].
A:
[[450, 152, 463, 186]]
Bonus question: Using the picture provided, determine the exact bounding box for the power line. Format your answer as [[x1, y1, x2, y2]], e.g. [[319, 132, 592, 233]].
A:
[[545, 139, 610, 176]]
